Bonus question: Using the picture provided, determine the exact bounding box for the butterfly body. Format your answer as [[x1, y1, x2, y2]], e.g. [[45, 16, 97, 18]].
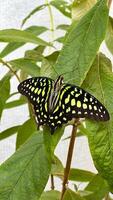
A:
[[18, 76, 110, 134]]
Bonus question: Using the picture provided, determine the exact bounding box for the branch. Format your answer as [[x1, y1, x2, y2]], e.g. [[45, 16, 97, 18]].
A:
[[60, 118, 80, 200], [0, 58, 21, 82], [51, 174, 55, 190]]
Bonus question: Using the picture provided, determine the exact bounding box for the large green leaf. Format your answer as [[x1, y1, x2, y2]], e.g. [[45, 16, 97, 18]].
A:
[[105, 17, 113, 55], [0, 131, 51, 200], [0, 26, 47, 58], [40, 190, 60, 200], [82, 53, 113, 189], [0, 29, 50, 46], [63, 189, 86, 200], [0, 75, 10, 118], [9, 58, 40, 76], [84, 174, 109, 200], [16, 118, 37, 149], [69, 168, 95, 182], [54, 0, 108, 85]]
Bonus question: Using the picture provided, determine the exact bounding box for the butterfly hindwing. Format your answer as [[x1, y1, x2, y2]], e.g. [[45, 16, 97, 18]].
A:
[[51, 83, 109, 125]]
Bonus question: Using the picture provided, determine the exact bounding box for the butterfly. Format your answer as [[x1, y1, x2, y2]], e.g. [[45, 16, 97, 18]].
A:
[[18, 75, 110, 134]]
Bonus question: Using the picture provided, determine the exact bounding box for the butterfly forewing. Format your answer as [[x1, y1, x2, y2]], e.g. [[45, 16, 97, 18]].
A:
[[18, 77, 53, 125]]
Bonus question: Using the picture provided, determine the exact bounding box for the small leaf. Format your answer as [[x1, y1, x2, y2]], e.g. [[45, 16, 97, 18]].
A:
[[16, 118, 37, 149], [0, 126, 20, 141], [0, 75, 10, 118], [0, 26, 47, 58], [0, 131, 51, 200], [9, 58, 40, 76], [63, 189, 86, 200], [51, 155, 64, 177], [84, 174, 109, 200], [21, 4, 47, 27], [105, 17, 113, 55], [5, 98, 26, 109], [69, 168, 95, 182], [40, 190, 60, 200], [54, 0, 108, 85], [50, 0, 71, 18], [56, 24, 70, 31], [0, 29, 50, 46]]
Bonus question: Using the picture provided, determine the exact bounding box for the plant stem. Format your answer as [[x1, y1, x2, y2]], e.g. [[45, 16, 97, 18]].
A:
[[0, 58, 21, 82], [46, 0, 54, 42], [60, 119, 79, 200], [51, 174, 55, 190]]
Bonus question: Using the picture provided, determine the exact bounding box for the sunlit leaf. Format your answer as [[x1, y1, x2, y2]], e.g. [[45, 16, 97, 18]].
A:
[[54, 0, 108, 85], [0, 29, 50, 46], [0, 26, 47, 58]]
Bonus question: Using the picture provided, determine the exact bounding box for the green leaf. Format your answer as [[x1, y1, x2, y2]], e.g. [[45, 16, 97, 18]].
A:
[[0, 26, 47, 58], [82, 53, 113, 189], [105, 17, 113, 55], [54, 0, 108, 85], [0, 75, 10, 118], [72, 0, 97, 21], [16, 118, 37, 149], [63, 189, 86, 200], [43, 126, 64, 154], [40, 52, 58, 78], [5, 98, 26, 109], [50, 0, 71, 18], [51, 155, 64, 178], [21, 4, 47, 27], [0, 131, 51, 200], [40, 190, 60, 200], [84, 174, 109, 200], [69, 168, 95, 182], [0, 29, 50, 46], [9, 58, 40, 76], [0, 126, 20, 140], [56, 24, 70, 31]]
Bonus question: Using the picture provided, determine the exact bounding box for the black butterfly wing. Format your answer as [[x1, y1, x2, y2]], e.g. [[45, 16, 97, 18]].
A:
[[48, 83, 110, 132], [18, 77, 53, 125]]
